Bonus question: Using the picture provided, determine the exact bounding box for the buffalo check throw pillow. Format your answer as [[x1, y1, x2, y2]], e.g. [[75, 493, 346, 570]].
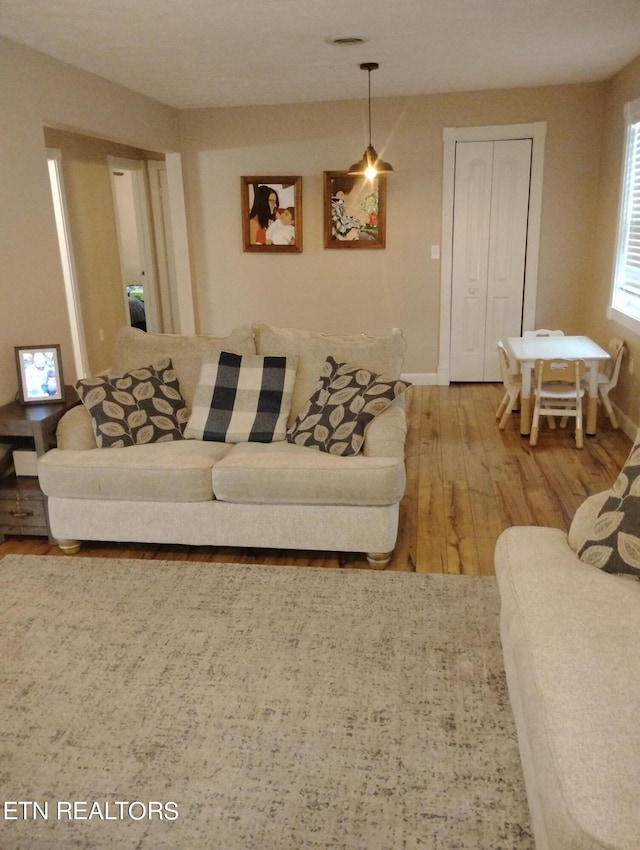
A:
[[287, 356, 410, 456], [184, 350, 296, 443]]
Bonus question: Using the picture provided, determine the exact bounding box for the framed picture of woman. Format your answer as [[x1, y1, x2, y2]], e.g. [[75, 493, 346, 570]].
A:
[[323, 171, 386, 249], [241, 177, 302, 253]]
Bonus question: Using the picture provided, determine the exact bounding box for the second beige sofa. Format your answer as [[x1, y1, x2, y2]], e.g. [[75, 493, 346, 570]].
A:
[[495, 490, 640, 850]]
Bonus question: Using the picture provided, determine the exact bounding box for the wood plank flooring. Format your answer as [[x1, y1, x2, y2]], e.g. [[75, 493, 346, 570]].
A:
[[0, 385, 632, 575]]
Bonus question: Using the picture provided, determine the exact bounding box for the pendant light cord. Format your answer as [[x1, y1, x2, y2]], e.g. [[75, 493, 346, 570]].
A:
[[367, 68, 372, 148]]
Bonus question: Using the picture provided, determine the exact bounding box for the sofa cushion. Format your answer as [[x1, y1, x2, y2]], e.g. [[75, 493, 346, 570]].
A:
[[184, 351, 296, 443], [112, 325, 256, 407], [578, 439, 640, 578], [39, 441, 231, 502], [287, 356, 410, 456], [76, 359, 188, 448], [253, 322, 406, 424], [211, 441, 406, 506]]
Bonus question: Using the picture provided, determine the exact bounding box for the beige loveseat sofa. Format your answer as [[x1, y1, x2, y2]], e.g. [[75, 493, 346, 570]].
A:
[[495, 489, 640, 850], [38, 322, 408, 567]]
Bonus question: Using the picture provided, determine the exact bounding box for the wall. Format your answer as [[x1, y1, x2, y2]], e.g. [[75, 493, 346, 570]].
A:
[[0, 36, 180, 404], [3, 32, 639, 428], [587, 54, 640, 433], [180, 83, 604, 377]]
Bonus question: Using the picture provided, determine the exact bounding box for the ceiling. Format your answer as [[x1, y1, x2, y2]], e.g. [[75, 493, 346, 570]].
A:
[[2, 0, 640, 110]]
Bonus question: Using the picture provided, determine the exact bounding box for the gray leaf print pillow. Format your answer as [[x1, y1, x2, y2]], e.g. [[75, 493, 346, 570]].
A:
[[578, 440, 640, 578], [287, 356, 410, 456]]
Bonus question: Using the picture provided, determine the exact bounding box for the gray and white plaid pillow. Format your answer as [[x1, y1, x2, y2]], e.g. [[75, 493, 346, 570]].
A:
[[184, 350, 296, 443]]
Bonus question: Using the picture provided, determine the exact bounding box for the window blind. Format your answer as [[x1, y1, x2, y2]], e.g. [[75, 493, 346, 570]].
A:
[[613, 100, 640, 320]]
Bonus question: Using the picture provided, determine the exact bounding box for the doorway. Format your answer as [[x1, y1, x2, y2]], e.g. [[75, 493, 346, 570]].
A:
[[107, 156, 162, 334], [450, 138, 531, 381], [438, 123, 546, 385], [44, 134, 195, 375]]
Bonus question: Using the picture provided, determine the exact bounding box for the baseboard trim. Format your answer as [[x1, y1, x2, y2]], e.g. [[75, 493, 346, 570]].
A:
[[613, 402, 639, 444], [401, 372, 438, 386]]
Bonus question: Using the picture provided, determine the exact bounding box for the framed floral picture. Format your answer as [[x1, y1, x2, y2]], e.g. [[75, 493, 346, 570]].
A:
[[323, 171, 386, 249], [241, 176, 302, 252]]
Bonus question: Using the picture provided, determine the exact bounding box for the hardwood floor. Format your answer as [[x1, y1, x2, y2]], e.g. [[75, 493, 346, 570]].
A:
[[0, 385, 632, 575]]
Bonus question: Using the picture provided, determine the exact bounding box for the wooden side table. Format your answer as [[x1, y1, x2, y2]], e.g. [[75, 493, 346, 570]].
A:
[[0, 387, 79, 543]]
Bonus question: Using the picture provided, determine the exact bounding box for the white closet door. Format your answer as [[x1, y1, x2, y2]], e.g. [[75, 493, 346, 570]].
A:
[[483, 139, 532, 380], [450, 139, 532, 381], [450, 142, 493, 382]]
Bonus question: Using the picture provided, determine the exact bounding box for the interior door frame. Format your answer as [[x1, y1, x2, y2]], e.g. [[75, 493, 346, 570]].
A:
[[164, 152, 196, 335], [148, 160, 177, 334], [46, 148, 90, 378], [437, 122, 546, 385], [107, 155, 161, 333]]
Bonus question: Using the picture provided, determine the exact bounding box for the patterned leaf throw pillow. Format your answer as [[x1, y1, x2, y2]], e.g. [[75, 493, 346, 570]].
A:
[[184, 350, 296, 443], [76, 359, 188, 448], [287, 356, 410, 456], [578, 439, 640, 578]]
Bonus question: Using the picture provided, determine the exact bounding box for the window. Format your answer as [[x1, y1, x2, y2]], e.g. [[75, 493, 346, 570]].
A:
[[610, 98, 640, 330]]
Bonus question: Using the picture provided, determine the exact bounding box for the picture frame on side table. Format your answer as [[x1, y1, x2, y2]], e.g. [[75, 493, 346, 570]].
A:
[[241, 176, 303, 252], [324, 171, 386, 249], [14, 344, 65, 404]]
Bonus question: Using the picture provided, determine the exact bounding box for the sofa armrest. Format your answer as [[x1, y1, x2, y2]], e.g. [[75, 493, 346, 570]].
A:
[[56, 405, 97, 450], [363, 396, 407, 458], [566, 490, 609, 552]]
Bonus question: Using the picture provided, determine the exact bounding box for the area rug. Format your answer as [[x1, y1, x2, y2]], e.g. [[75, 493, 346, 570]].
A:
[[0, 555, 533, 849]]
